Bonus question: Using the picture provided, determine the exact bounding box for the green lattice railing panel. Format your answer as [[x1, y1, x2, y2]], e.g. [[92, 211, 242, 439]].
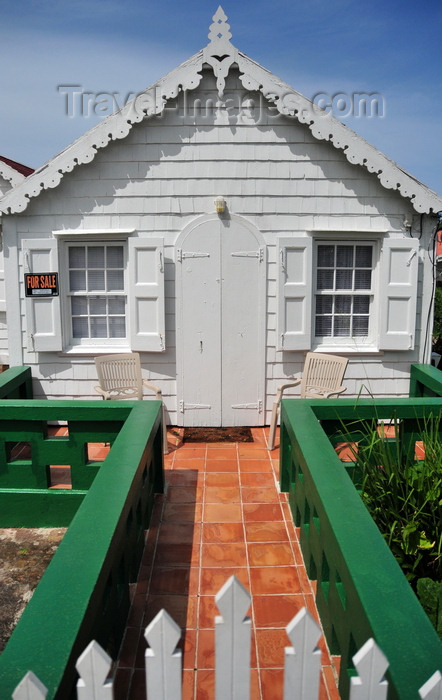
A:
[[0, 401, 130, 526]]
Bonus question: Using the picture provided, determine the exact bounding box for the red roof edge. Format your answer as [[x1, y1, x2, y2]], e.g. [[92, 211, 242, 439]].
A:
[[0, 155, 34, 177]]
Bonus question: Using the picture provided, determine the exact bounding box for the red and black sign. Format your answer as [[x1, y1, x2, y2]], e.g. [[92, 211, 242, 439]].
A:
[[25, 273, 59, 297]]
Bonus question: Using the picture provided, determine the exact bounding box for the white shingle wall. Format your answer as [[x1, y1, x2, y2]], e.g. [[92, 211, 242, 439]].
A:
[[0, 175, 12, 362], [3, 72, 430, 422]]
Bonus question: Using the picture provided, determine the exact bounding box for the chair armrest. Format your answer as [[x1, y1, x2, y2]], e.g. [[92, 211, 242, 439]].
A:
[[143, 380, 163, 401], [323, 386, 347, 398], [94, 386, 110, 400], [274, 378, 301, 405], [277, 378, 301, 393]]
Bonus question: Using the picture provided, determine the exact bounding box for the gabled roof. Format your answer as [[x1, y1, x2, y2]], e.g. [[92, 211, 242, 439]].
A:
[[1, 7, 441, 215], [0, 155, 34, 188]]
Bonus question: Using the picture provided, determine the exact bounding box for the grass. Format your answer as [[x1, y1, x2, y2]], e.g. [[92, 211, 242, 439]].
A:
[[338, 413, 442, 634]]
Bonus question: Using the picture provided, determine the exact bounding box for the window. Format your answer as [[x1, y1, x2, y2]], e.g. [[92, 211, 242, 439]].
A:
[[67, 242, 127, 346], [278, 235, 420, 353], [314, 243, 374, 342], [23, 235, 166, 353]]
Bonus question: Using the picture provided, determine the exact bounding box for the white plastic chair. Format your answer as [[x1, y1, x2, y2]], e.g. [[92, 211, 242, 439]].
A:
[[268, 352, 348, 450], [94, 353, 168, 454]]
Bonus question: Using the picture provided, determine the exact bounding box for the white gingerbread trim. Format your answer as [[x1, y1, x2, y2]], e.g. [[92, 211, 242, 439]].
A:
[[1, 6, 441, 215], [0, 160, 26, 188]]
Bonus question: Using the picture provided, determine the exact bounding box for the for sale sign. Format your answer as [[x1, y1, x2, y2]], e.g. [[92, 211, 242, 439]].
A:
[[25, 273, 59, 297]]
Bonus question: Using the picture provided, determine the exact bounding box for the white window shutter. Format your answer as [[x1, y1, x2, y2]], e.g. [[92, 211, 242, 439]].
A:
[[379, 237, 419, 351], [23, 239, 62, 352], [128, 237, 165, 352], [277, 237, 312, 351]]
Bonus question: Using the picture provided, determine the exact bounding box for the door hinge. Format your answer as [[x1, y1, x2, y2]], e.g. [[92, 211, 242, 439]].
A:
[[232, 400, 262, 412], [180, 400, 211, 412], [231, 248, 264, 262], [177, 249, 210, 262]]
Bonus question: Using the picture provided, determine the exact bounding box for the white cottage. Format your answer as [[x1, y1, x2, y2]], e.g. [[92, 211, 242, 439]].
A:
[[0, 156, 34, 366], [1, 8, 442, 426]]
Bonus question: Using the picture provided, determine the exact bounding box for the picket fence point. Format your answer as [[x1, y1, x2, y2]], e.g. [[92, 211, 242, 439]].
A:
[[12, 671, 47, 700], [419, 671, 442, 700]]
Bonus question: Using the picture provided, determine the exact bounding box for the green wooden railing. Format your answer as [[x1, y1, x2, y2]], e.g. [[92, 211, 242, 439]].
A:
[[0, 395, 164, 700], [280, 395, 442, 700], [410, 362, 442, 397], [0, 365, 33, 399]]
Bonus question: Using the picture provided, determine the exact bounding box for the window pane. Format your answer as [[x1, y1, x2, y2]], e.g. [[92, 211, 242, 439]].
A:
[[90, 317, 107, 338], [89, 298, 106, 314], [107, 269, 124, 291], [336, 269, 353, 289], [353, 296, 370, 313], [69, 247, 85, 268], [109, 317, 126, 338], [355, 246, 372, 267], [108, 297, 126, 314], [335, 295, 351, 313], [107, 246, 124, 268], [315, 316, 332, 336], [316, 295, 333, 314], [72, 317, 88, 338], [336, 246, 353, 267], [317, 270, 334, 290], [88, 270, 105, 291], [335, 316, 351, 336], [353, 316, 369, 335], [317, 245, 334, 267], [355, 269, 372, 290], [70, 270, 86, 292], [71, 297, 88, 315], [88, 246, 105, 267]]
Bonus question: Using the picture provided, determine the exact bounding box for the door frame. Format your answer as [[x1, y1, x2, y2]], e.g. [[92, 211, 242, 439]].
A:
[[175, 213, 267, 427]]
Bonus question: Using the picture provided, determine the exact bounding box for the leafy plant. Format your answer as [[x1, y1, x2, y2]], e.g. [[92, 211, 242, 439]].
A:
[[341, 413, 442, 584], [433, 286, 442, 354], [416, 577, 442, 638]]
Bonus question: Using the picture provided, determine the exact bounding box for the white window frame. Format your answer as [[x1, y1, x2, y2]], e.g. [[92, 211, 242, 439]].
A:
[[61, 240, 129, 350], [312, 238, 380, 351]]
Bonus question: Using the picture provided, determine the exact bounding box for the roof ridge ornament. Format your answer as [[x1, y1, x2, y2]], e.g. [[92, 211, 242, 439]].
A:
[[204, 6, 237, 97], [208, 6, 232, 42]]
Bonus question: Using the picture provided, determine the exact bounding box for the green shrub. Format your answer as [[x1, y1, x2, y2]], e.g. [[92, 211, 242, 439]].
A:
[[343, 414, 442, 584], [433, 286, 442, 354], [416, 578, 442, 638]]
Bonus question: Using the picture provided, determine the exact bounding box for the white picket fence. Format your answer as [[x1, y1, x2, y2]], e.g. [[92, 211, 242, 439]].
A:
[[12, 576, 442, 700]]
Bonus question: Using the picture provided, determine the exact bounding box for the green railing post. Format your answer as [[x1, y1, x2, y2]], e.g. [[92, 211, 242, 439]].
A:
[[410, 364, 442, 397], [0, 366, 33, 399]]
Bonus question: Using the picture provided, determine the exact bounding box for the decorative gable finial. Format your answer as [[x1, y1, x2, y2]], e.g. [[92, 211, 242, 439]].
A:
[[204, 6, 237, 97], [208, 6, 232, 43]]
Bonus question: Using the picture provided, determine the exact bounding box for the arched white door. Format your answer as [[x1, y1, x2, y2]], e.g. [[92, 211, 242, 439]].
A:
[[176, 215, 266, 426]]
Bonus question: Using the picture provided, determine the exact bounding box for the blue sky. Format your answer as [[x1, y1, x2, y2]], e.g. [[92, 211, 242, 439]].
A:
[[1, 0, 441, 196]]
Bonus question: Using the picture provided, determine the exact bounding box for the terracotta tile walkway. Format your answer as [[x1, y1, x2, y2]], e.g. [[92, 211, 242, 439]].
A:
[[114, 427, 340, 700]]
